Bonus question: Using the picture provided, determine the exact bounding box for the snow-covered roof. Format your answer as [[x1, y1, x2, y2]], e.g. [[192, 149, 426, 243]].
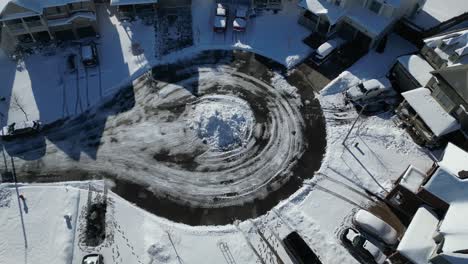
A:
[[397, 206, 439, 264], [439, 142, 468, 177], [298, 0, 345, 25], [402, 88, 460, 137], [424, 28, 468, 67], [410, 0, 468, 30], [345, 7, 393, 37], [439, 201, 468, 253], [400, 165, 426, 193], [419, 143, 468, 259], [396, 54, 435, 86], [110, 0, 157, 6]]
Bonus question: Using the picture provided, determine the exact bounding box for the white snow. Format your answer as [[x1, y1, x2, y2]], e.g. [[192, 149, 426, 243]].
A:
[[414, 143, 468, 261], [396, 206, 439, 264], [410, 0, 468, 30], [188, 95, 254, 151], [193, 0, 312, 68], [298, 0, 346, 25], [399, 165, 426, 193], [353, 210, 398, 245], [0, 185, 80, 264], [396, 54, 435, 86], [438, 201, 468, 253], [423, 166, 468, 204], [424, 28, 468, 67], [346, 7, 392, 37], [402, 87, 460, 137], [439, 142, 468, 176], [0, 3, 439, 264]]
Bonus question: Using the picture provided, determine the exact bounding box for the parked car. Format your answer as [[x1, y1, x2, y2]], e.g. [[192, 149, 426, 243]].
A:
[[67, 53, 76, 72], [340, 227, 387, 264], [213, 3, 228, 33], [345, 78, 396, 104], [283, 232, 322, 264], [352, 209, 398, 246], [311, 37, 346, 65], [1, 120, 41, 140], [82, 254, 104, 264], [233, 6, 248, 32], [81, 42, 98, 67]]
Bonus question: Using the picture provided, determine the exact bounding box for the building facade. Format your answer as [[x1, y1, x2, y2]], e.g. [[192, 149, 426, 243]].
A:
[[298, 0, 424, 50], [0, 0, 97, 51]]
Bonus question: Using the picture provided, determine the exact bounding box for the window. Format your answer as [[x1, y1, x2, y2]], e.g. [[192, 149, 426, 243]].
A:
[[334, 0, 341, 6], [368, 0, 382, 14]]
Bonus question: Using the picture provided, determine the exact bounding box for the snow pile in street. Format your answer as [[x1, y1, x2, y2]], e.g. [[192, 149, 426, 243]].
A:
[[188, 95, 255, 151]]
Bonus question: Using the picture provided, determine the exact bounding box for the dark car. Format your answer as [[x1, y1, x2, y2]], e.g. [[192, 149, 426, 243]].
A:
[[81, 42, 99, 67], [283, 232, 322, 264], [82, 254, 104, 264], [67, 53, 76, 72], [340, 227, 387, 264]]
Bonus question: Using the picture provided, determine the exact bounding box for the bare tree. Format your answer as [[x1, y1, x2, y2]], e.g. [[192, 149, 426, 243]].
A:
[[11, 94, 29, 121]]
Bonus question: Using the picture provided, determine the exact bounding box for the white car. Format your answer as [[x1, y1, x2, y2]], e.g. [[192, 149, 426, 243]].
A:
[[1, 120, 41, 139], [233, 6, 248, 32], [341, 228, 387, 264], [213, 3, 227, 33], [345, 78, 395, 103], [353, 209, 398, 246], [312, 37, 346, 65]]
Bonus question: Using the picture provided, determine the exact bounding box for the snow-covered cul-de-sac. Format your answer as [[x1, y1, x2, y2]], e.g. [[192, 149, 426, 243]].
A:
[[1, 0, 468, 263]]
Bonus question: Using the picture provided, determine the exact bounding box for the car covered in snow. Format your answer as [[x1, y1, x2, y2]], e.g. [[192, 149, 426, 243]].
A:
[[345, 78, 396, 104], [213, 3, 228, 33], [311, 37, 346, 65], [82, 253, 104, 264], [352, 209, 398, 246], [233, 6, 248, 32], [340, 227, 387, 264], [81, 42, 99, 67], [1, 120, 41, 140]]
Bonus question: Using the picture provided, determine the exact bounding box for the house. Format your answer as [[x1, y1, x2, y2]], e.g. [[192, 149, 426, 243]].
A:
[[421, 28, 468, 70], [392, 28, 468, 147], [110, 0, 158, 21], [297, 0, 425, 50], [386, 143, 468, 264], [408, 0, 468, 34], [389, 54, 435, 92], [395, 87, 461, 147], [0, 0, 97, 51]]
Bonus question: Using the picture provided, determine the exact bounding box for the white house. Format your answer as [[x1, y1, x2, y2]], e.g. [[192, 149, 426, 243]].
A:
[[297, 0, 424, 50]]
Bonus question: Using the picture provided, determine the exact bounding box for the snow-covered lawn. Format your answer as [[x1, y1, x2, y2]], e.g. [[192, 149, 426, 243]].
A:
[[0, 184, 80, 264]]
